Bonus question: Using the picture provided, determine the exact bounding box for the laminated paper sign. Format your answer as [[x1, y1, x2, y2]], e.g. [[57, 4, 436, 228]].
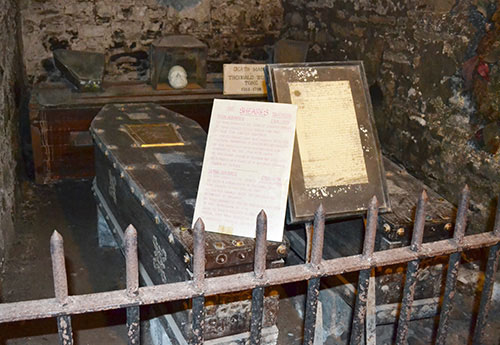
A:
[[192, 99, 297, 242]]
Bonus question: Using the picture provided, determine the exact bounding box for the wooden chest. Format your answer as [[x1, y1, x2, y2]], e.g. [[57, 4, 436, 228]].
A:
[[286, 157, 456, 306], [91, 103, 286, 343], [29, 78, 264, 184]]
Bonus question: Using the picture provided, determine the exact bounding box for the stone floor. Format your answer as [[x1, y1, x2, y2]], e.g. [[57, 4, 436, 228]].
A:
[[0, 180, 128, 345], [0, 179, 498, 344]]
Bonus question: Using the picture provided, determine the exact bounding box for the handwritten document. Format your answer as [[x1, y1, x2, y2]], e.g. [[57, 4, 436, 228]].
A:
[[192, 99, 297, 242], [288, 80, 368, 188]]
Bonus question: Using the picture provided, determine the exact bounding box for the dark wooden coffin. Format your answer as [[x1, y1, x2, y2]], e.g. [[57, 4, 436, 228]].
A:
[[286, 157, 456, 307], [30, 78, 265, 184], [91, 103, 286, 343]]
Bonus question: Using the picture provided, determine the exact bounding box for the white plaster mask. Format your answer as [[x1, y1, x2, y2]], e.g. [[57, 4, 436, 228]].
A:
[[168, 65, 188, 89]]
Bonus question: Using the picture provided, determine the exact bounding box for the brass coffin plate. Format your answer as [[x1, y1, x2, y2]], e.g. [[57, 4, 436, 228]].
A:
[[125, 123, 184, 148], [265, 61, 390, 223]]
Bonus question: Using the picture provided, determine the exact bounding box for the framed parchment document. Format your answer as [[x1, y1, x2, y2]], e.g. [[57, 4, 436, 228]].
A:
[[265, 61, 390, 223]]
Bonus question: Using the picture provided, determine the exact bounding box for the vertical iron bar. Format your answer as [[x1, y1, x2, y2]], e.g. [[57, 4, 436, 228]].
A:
[[250, 210, 268, 345], [254, 210, 268, 279], [50, 231, 74, 345], [362, 197, 379, 259], [435, 251, 461, 345], [452, 185, 470, 243], [250, 287, 265, 345], [350, 197, 378, 345], [126, 225, 139, 296], [192, 219, 205, 345], [51, 231, 69, 304], [395, 191, 427, 344], [305, 222, 313, 263], [471, 242, 500, 345], [193, 218, 206, 290], [125, 225, 140, 345], [349, 269, 370, 345], [472, 198, 500, 345], [192, 296, 205, 345], [395, 260, 419, 344], [366, 269, 377, 345], [410, 190, 428, 252], [303, 204, 325, 345], [303, 277, 321, 345], [310, 204, 325, 267], [127, 307, 140, 345], [435, 186, 470, 345]]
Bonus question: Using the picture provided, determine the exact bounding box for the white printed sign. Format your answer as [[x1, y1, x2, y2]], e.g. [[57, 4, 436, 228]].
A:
[[223, 64, 267, 95], [192, 99, 297, 241]]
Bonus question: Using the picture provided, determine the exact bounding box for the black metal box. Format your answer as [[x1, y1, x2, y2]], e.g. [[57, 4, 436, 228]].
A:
[[91, 103, 287, 343]]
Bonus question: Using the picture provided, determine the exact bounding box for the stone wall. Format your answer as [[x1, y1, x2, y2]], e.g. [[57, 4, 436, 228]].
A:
[[18, 0, 500, 230], [282, 0, 500, 230], [0, 0, 21, 266], [19, 0, 284, 83]]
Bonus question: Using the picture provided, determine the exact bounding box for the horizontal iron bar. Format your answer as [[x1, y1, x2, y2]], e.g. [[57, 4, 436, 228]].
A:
[[0, 232, 498, 324]]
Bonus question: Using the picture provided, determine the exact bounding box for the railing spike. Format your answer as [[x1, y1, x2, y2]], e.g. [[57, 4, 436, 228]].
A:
[[254, 210, 268, 279], [410, 190, 427, 252], [50, 230, 68, 304], [125, 224, 139, 297], [310, 204, 325, 267], [454, 185, 471, 243], [362, 196, 379, 259], [193, 218, 206, 290]]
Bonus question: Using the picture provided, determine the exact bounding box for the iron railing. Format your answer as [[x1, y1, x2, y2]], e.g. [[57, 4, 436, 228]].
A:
[[0, 186, 499, 345]]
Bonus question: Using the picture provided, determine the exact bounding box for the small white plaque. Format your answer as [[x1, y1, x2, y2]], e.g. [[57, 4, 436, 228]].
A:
[[223, 64, 267, 95], [192, 99, 297, 242]]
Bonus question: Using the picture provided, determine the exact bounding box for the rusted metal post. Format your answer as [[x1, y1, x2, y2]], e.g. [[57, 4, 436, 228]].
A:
[[50, 231, 74, 345], [350, 269, 370, 345], [472, 199, 500, 345], [303, 204, 325, 345], [305, 222, 313, 263], [366, 269, 376, 345], [410, 190, 427, 252], [395, 190, 427, 344], [0, 223, 498, 328], [303, 278, 321, 345], [310, 204, 325, 268], [250, 210, 267, 345], [435, 186, 470, 345], [254, 210, 268, 279], [51, 231, 69, 304], [127, 308, 140, 345], [453, 185, 470, 244], [193, 218, 206, 290], [350, 197, 378, 345], [192, 296, 205, 345], [192, 218, 206, 345], [125, 225, 139, 297], [362, 197, 379, 259], [125, 225, 140, 345]]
